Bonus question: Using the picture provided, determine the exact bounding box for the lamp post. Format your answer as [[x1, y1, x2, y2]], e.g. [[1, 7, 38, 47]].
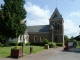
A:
[[20, 20, 26, 56], [50, 25, 54, 42]]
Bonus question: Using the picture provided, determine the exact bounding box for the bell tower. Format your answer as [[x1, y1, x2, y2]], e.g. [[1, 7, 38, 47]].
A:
[[49, 8, 64, 43]]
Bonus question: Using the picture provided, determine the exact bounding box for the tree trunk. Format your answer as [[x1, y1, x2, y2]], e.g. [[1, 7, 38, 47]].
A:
[[4, 39, 9, 46]]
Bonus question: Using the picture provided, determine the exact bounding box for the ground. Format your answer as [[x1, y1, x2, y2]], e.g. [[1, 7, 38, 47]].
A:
[[0, 47, 80, 60]]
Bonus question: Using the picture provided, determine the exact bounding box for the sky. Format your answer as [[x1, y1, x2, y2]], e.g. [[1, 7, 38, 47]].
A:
[[0, 0, 80, 38]]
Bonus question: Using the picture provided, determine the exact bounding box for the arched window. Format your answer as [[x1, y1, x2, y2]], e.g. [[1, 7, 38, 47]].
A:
[[34, 36, 37, 42], [57, 24, 59, 30], [40, 37, 44, 42], [55, 22, 57, 30]]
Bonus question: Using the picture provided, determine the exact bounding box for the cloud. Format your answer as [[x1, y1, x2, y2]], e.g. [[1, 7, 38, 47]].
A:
[[24, 2, 51, 26], [64, 11, 80, 37], [64, 19, 79, 38], [24, 2, 80, 38]]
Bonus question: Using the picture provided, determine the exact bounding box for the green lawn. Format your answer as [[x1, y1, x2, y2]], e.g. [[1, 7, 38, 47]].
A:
[[0, 46, 45, 57]]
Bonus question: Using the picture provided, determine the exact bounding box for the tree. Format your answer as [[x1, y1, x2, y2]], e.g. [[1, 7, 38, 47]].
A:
[[70, 36, 74, 41], [0, 0, 27, 45], [64, 35, 70, 41]]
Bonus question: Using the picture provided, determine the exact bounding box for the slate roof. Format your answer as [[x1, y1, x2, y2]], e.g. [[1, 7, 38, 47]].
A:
[[27, 25, 50, 32]]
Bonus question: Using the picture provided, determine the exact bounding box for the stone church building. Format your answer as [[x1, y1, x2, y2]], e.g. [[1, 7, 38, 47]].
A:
[[27, 8, 64, 43]]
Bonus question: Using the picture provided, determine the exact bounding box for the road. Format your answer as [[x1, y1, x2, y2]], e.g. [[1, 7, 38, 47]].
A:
[[47, 49, 80, 60]]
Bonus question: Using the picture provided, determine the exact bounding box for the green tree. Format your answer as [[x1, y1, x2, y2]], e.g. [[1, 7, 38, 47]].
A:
[[70, 36, 74, 40], [64, 35, 70, 41], [0, 0, 27, 45]]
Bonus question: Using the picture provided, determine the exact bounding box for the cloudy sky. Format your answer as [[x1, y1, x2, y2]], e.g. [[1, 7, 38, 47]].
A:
[[0, 0, 80, 38]]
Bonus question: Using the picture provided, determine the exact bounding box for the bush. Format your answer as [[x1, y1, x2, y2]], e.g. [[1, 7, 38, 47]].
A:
[[48, 42, 56, 48], [12, 46, 22, 50], [18, 42, 24, 46], [0, 43, 3, 47], [56, 43, 63, 46], [26, 42, 30, 46], [77, 41, 80, 45], [43, 39, 49, 45], [9, 42, 18, 46], [30, 42, 44, 46]]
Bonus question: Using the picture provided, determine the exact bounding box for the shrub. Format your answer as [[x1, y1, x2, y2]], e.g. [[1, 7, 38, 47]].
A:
[[18, 42, 24, 46], [48, 42, 56, 48], [77, 41, 80, 45], [43, 39, 49, 45], [26, 42, 30, 46], [30, 42, 44, 46], [0, 43, 3, 47], [56, 43, 63, 46], [12, 46, 22, 50], [9, 42, 18, 46]]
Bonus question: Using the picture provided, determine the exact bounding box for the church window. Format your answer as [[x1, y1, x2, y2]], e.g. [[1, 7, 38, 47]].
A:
[[54, 37, 58, 42], [57, 24, 60, 30], [55, 23, 57, 30], [34, 36, 37, 42], [40, 37, 44, 42]]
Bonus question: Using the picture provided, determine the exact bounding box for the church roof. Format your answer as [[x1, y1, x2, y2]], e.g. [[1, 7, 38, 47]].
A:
[[27, 25, 50, 32], [49, 8, 62, 20]]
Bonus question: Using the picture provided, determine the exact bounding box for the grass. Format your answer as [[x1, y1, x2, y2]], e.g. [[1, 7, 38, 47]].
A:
[[0, 46, 45, 57], [77, 45, 80, 48]]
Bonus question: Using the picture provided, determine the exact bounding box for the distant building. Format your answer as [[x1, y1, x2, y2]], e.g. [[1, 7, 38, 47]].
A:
[[74, 35, 80, 41]]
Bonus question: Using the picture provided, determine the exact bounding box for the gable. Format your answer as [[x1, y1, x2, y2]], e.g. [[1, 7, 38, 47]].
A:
[[49, 8, 62, 20]]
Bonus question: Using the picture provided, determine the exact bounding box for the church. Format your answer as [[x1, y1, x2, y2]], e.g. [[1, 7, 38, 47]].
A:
[[9, 8, 64, 44], [27, 8, 64, 43]]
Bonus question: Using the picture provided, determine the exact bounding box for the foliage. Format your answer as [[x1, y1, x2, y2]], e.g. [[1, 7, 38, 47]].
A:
[[45, 44, 48, 46], [0, 36, 6, 44], [26, 42, 30, 46], [9, 42, 18, 46], [48, 42, 56, 48], [0, 43, 3, 47], [18, 42, 24, 46], [64, 35, 70, 41], [43, 39, 49, 45], [12, 46, 22, 50], [77, 41, 80, 45], [56, 43, 63, 46], [0, 0, 27, 45], [30, 42, 44, 46]]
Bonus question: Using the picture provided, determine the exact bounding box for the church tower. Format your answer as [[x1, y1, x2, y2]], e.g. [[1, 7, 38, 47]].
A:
[[49, 8, 64, 43]]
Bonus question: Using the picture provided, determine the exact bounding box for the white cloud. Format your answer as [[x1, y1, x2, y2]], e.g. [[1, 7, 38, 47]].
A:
[[24, 2, 51, 26], [64, 11, 80, 38], [64, 19, 80, 38], [68, 11, 80, 19], [24, 2, 80, 38]]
